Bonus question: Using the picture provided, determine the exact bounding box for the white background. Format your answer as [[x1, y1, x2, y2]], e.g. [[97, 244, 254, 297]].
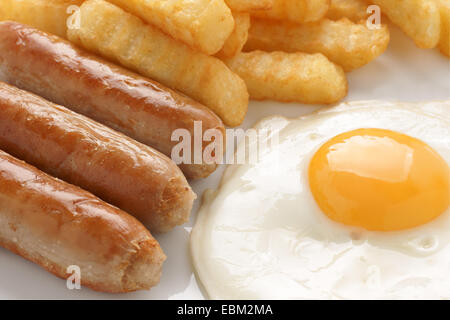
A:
[[0, 23, 449, 299]]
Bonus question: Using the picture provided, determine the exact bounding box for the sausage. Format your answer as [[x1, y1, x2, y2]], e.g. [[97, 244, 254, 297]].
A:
[[0, 21, 225, 180], [0, 149, 166, 293], [0, 81, 196, 233]]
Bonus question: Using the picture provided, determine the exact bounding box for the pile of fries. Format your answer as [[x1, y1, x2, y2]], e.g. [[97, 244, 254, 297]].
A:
[[0, 0, 448, 127]]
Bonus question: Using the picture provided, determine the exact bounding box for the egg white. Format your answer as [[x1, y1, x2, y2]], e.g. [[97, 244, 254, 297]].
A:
[[191, 101, 450, 300]]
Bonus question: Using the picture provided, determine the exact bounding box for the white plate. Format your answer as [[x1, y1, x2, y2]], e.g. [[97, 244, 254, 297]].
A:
[[0, 24, 449, 300]]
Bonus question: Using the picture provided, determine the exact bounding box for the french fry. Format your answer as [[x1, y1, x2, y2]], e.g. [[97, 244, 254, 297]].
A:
[[245, 18, 390, 72], [216, 12, 251, 59], [106, 0, 235, 55], [224, 0, 274, 12], [370, 0, 440, 49], [68, 0, 248, 127], [327, 0, 369, 22], [0, 0, 83, 38], [225, 51, 348, 104], [250, 0, 330, 23], [436, 0, 450, 57]]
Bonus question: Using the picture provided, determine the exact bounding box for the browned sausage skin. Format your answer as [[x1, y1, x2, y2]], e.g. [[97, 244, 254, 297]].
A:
[[0, 149, 166, 293], [0, 81, 196, 233], [0, 21, 225, 179]]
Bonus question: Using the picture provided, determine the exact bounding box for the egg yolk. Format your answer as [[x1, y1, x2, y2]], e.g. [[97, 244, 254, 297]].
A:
[[309, 129, 450, 231]]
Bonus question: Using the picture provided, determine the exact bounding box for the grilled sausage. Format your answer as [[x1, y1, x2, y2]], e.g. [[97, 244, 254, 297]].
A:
[[0, 21, 225, 179], [0, 149, 165, 293], [0, 81, 196, 233]]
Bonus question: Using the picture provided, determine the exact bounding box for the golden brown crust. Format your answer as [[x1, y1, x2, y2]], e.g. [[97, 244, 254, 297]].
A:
[[0, 21, 225, 179], [0, 150, 166, 293], [0, 81, 196, 233]]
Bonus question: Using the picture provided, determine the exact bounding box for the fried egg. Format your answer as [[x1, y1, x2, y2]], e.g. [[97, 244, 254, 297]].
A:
[[191, 101, 450, 300]]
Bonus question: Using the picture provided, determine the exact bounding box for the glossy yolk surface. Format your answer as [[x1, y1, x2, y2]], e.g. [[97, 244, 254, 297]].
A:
[[309, 129, 450, 231]]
